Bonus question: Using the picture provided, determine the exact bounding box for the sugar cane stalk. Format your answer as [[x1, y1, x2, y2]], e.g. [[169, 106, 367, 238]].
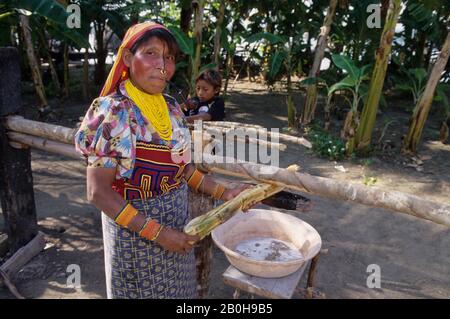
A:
[[184, 165, 299, 239]]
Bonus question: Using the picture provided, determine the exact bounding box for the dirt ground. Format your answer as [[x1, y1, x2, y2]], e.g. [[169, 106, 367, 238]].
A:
[[0, 80, 449, 299]]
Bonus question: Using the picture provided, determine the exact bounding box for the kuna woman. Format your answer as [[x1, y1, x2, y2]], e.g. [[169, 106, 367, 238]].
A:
[[75, 21, 246, 299]]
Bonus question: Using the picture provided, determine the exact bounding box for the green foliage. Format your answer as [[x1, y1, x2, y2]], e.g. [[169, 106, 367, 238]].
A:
[[305, 126, 346, 161], [199, 63, 217, 74], [268, 51, 286, 80], [3, 0, 91, 49], [328, 54, 372, 112], [363, 175, 377, 186], [394, 67, 450, 111], [245, 32, 284, 45], [393, 68, 427, 106], [168, 26, 195, 56]]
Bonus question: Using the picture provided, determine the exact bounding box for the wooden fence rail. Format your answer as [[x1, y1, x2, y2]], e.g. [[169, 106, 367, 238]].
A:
[[3, 114, 450, 228]]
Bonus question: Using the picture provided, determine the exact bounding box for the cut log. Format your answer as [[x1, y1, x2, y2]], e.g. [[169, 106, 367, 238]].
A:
[[0, 231, 46, 298], [199, 154, 450, 227], [200, 122, 312, 148], [198, 128, 287, 151], [5, 115, 76, 145], [0, 231, 46, 279], [7, 132, 80, 159], [0, 233, 8, 257], [0, 268, 25, 299]]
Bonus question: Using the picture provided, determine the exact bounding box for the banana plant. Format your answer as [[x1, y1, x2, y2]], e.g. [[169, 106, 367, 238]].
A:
[[326, 54, 373, 154], [248, 32, 305, 127], [3, 0, 90, 48], [1, 0, 91, 108], [168, 25, 216, 94], [394, 67, 450, 111]]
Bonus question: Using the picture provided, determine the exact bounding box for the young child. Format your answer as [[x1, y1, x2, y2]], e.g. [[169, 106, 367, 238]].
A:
[[183, 69, 225, 123]]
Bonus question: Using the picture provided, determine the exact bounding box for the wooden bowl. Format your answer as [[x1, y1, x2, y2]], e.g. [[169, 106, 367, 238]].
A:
[[211, 209, 322, 278]]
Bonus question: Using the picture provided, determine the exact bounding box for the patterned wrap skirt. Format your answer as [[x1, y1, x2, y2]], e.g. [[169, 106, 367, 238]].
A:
[[102, 183, 197, 299]]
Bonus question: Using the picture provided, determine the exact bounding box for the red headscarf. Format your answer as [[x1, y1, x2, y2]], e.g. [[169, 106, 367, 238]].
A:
[[100, 21, 169, 97]]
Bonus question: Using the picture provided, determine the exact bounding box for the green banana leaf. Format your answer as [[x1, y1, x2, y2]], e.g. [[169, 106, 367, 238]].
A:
[[332, 54, 359, 82], [268, 50, 286, 79], [168, 26, 194, 56], [328, 75, 357, 96], [245, 32, 284, 45]]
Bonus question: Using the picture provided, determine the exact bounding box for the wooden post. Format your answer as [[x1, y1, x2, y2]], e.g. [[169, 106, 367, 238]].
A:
[[0, 47, 38, 254], [187, 189, 215, 299]]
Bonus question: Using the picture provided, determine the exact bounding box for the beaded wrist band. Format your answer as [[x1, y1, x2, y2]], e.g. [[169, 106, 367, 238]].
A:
[[151, 224, 164, 241], [114, 202, 139, 228], [187, 169, 205, 192], [139, 218, 163, 241]]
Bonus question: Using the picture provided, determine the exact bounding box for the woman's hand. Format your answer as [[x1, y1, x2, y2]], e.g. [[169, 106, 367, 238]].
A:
[[221, 184, 251, 201], [221, 184, 259, 212], [155, 227, 200, 254]]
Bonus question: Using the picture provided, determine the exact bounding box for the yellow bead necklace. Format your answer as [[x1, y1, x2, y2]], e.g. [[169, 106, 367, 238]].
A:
[[125, 79, 172, 141]]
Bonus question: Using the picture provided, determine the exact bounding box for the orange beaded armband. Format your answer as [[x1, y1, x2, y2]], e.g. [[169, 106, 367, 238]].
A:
[[187, 169, 205, 192], [114, 202, 139, 228], [139, 219, 163, 241]]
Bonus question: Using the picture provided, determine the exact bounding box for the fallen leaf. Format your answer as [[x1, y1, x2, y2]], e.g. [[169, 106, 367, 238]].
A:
[[334, 165, 347, 173]]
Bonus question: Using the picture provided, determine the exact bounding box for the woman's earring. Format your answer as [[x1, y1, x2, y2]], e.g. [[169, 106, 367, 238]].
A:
[[160, 69, 167, 76]]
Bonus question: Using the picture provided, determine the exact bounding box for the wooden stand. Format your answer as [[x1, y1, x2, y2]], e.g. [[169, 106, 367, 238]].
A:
[[223, 262, 309, 299], [223, 250, 325, 299]]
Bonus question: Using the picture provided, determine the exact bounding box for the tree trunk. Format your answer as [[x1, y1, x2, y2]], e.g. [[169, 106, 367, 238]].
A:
[[82, 50, 89, 101], [416, 32, 427, 68], [246, 60, 252, 82], [352, 0, 402, 154], [180, 0, 193, 35], [300, 0, 338, 125], [223, 49, 232, 97], [191, 0, 205, 94], [187, 189, 215, 298], [402, 31, 450, 153], [286, 56, 296, 127], [380, 0, 389, 21], [213, 0, 225, 67], [94, 22, 106, 86], [38, 28, 61, 96], [261, 18, 274, 83], [223, 21, 236, 97], [440, 121, 448, 144], [9, 25, 16, 46], [19, 15, 48, 110], [62, 42, 69, 98]]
